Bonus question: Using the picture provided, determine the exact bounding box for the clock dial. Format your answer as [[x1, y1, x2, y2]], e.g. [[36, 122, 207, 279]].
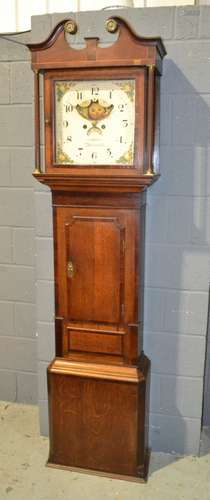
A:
[[55, 79, 135, 166]]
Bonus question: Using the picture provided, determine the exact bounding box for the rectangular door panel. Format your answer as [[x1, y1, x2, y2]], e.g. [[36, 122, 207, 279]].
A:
[[66, 215, 124, 323], [55, 208, 128, 324], [67, 329, 123, 355], [55, 207, 137, 329]]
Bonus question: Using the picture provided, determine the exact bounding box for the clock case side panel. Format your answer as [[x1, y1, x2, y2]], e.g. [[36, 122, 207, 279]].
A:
[[153, 74, 161, 175], [44, 67, 147, 177]]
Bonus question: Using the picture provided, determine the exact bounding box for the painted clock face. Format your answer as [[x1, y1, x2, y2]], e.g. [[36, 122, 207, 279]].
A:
[[54, 79, 135, 166]]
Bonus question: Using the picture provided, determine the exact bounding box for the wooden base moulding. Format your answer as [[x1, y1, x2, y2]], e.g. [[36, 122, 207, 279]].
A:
[[46, 455, 151, 484]]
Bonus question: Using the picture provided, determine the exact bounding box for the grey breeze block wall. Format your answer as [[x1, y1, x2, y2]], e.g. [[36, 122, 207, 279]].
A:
[[0, 31, 37, 403], [1, 5, 210, 454]]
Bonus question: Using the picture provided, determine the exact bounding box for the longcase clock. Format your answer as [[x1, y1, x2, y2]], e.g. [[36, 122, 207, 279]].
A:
[[28, 16, 166, 482]]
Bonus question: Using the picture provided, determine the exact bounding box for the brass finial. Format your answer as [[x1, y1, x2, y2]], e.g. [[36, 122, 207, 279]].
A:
[[105, 18, 118, 34], [64, 20, 77, 35]]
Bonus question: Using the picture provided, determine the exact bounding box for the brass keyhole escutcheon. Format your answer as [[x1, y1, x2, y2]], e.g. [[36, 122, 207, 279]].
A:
[[67, 260, 74, 278]]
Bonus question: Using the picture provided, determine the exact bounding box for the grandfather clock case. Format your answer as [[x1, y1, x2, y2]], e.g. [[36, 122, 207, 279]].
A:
[[28, 17, 166, 482]]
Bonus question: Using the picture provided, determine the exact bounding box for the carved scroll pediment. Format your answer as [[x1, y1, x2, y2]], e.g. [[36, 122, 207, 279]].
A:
[[27, 16, 166, 73]]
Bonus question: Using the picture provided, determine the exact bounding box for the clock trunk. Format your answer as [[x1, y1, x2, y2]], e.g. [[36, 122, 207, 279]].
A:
[[53, 192, 145, 365]]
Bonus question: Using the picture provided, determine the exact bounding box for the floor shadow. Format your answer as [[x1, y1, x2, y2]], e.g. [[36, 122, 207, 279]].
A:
[[200, 427, 210, 457], [149, 452, 181, 475]]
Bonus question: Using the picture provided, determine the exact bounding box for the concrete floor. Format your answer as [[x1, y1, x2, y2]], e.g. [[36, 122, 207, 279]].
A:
[[0, 401, 210, 500]]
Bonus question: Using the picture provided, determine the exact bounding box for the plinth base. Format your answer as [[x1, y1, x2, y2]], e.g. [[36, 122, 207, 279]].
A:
[[47, 448, 151, 483], [47, 355, 150, 482]]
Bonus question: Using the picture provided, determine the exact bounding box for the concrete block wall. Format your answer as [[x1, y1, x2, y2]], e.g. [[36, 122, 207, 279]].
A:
[[143, 5, 210, 452], [0, 33, 37, 404], [1, 5, 209, 452]]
